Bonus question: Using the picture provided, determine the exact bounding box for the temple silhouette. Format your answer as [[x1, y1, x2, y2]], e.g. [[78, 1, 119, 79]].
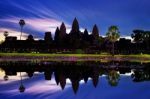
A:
[[1, 61, 150, 93], [0, 18, 150, 54]]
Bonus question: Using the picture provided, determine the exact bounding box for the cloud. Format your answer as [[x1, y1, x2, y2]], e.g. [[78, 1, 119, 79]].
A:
[[1, 0, 149, 41], [7, 0, 62, 20], [0, 0, 91, 38], [25, 18, 71, 33], [0, 17, 77, 41], [0, 17, 71, 34]]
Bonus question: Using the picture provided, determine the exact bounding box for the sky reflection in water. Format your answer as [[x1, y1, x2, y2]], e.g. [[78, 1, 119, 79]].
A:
[[0, 61, 150, 99]]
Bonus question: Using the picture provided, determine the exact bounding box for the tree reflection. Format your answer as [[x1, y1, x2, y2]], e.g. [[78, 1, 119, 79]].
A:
[[107, 70, 120, 86], [0, 61, 150, 94], [4, 75, 8, 81], [19, 72, 25, 93], [132, 69, 150, 82]]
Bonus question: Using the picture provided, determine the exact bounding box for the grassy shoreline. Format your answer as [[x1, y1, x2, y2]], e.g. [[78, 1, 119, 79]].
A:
[[0, 52, 150, 57], [0, 53, 150, 62], [0, 53, 112, 57]]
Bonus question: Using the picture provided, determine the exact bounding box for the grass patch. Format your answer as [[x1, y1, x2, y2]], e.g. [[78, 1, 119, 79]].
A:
[[0, 53, 112, 57], [0, 53, 150, 57], [0, 53, 150, 62]]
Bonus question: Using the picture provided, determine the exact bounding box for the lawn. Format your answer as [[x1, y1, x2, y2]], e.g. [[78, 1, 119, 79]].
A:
[[0, 52, 150, 57], [0, 53, 150, 62], [0, 53, 111, 57]]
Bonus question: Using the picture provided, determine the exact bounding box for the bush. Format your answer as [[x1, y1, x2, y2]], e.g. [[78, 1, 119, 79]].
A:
[[75, 49, 84, 54]]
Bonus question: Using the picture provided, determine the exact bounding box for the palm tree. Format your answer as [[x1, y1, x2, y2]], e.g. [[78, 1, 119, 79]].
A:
[[19, 19, 25, 40], [4, 75, 8, 81], [106, 26, 120, 56], [107, 70, 120, 86], [4, 31, 9, 38], [19, 72, 25, 93], [3, 31, 9, 52]]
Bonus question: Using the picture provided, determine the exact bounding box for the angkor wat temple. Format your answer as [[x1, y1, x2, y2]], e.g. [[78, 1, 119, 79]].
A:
[[0, 18, 150, 54]]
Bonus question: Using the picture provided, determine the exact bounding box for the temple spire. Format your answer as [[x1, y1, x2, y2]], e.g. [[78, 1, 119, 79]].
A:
[[60, 22, 66, 37], [92, 24, 99, 38], [71, 17, 79, 33]]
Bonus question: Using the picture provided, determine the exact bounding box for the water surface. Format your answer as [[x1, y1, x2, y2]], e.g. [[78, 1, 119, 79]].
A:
[[0, 61, 150, 99]]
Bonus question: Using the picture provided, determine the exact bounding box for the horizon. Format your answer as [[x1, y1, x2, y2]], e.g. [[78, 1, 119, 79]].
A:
[[0, 0, 150, 41]]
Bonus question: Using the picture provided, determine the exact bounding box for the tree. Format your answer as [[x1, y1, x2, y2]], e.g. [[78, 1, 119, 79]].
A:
[[106, 25, 120, 56], [19, 72, 25, 93], [107, 70, 120, 86], [3, 31, 9, 52], [4, 31, 9, 38], [143, 31, 150, 50], [19, 19, 25, 40], [131, 30, 144, 43], [26, 35, 34, 51], [26, 34, 34, 41], [4, 75, 8, 81], [131, 30, 145, 53]]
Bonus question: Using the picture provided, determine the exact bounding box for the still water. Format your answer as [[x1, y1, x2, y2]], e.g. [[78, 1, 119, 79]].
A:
[[0, 61, 150, 99]]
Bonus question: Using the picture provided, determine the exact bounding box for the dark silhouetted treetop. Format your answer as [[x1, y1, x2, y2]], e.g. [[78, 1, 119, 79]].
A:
[[4, 31, 9, 38], [143, 31, 150, 49], [19, 19, 25, 40], [92, 24, 99, 39], [27, 34, 34, 41], [131, 29, 144, 43], [106, 25, 120, 42], [106, 25, 120, 56], [107, 70, 120, 86], [44, 32, 52, 43], [108, 25, 119, 34], [19, 19, 25, 26], [143, 31, 150, 39], [71, 17, 79, 33]]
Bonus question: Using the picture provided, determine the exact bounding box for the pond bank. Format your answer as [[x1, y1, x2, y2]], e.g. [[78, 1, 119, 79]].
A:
[[0, 53, 150, 62]]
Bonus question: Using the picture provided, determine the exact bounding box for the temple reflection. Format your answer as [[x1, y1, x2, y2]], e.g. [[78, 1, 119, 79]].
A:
[[0, 61, 150, 94]]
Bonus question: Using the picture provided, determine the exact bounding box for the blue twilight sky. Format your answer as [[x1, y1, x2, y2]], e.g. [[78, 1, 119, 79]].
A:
[[0, 0, 150, 40], [0, 73, 150, 99]]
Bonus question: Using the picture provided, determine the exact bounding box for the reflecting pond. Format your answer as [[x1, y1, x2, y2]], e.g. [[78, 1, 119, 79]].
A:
[[0, 61, 150, 99]]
